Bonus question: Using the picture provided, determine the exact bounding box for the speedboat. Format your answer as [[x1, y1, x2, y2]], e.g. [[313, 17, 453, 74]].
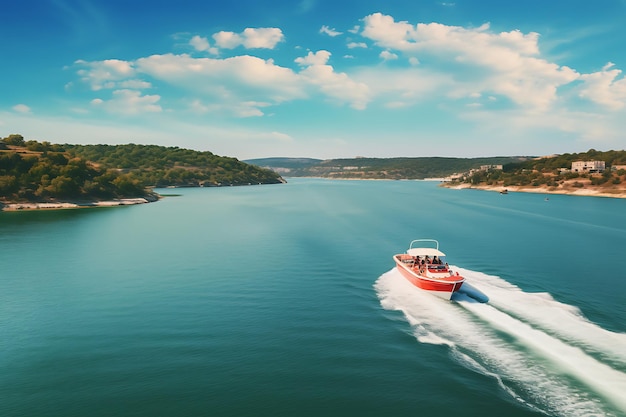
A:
[[393, 239, 465, 300]]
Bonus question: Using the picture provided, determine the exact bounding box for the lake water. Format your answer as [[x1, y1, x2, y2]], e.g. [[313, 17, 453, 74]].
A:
[[1, 178, 625, 417]]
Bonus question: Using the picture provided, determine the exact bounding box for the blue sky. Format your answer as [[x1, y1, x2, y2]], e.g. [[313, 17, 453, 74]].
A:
[[2, 0, 626, 159]]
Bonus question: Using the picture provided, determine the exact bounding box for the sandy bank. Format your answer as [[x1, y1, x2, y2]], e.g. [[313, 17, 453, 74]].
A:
[[1, 198, 154, 211], [442, 183, 626, 199]]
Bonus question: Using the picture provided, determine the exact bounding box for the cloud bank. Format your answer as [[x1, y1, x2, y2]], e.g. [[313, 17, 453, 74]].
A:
[[56, 13, 626, 157]]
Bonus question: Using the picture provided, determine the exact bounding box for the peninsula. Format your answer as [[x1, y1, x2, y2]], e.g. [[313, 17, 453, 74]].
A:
[[0, 134, 284, 211]]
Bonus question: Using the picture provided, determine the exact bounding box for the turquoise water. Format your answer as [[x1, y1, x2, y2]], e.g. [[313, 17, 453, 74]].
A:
[[1, 178, 625, 417]]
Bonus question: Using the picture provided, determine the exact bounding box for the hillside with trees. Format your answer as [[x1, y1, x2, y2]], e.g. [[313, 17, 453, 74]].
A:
[[0, 134, 284, 205], [65, 143, 284, 187], [446, 149, 626, 195], [1, 134, 151, 204], [246, 156, 527, 179]]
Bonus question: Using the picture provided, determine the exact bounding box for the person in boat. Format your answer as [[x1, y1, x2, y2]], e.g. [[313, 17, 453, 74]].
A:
[[433, 256, 439, 264]]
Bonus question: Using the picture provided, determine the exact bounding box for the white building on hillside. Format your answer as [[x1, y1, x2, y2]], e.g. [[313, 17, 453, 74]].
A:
[[480, 164, 503, 171], [571, 160, 605, 173]]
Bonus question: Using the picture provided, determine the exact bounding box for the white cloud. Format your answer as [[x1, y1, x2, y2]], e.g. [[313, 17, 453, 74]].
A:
[[91, 89, 162, 114], [13, 104, 31, 113], [243, 28, 284, 48], [360, 13, 418, 50], [578, 63, 626, 110], [190, 35, 210, 51], [76, 59, 136, 90], [295, 50, 331, 66], [384, 101, 412, 109], [379, 50, 398, 61], [347, 42, 367, 49], [76, 53, 306, 117], [296, 51, 370, 109], [190, 35, 218, 54], [135, 53, 303, 104], [125, 49, 369, 111], [213, 27, 284, 50], [212, 31, 242, 49], [188, 99, 212, 114], [602, 62, 615, 71], [360, 13, 579, 110], [117, 79, 152, 89], [234, 101, 272, 117], [320, 25, 342, 37], [189, 98, 273, 118]]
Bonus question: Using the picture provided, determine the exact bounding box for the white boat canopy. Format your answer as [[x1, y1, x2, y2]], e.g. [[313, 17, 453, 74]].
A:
[[407, 247, 446, 257]]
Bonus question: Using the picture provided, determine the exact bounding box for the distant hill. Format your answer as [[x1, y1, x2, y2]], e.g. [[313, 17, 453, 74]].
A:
[[245, 156, 528, 179], [244, 157, 322, 168]]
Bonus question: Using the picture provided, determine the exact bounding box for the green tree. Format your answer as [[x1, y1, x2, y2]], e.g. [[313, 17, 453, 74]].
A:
[[0, 175, 18, 195], [112, 174, 145, 197], [45, 175, 80, 198], [3, 134, 25, 146]]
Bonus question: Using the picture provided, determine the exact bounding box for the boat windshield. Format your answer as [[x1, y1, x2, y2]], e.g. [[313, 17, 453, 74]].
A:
[[427, 264, 447, 271]]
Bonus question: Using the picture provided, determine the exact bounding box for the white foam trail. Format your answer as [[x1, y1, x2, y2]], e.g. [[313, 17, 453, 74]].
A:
[[375, 268, 626, 417], [455, 267, 626, 366], [461, 300, 626, 412]]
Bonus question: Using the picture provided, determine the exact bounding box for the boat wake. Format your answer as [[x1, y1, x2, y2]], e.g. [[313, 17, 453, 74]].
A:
[[374, 268, 626, 417]]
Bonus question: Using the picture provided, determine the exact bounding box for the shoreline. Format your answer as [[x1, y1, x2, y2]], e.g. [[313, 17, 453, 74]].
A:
[[441, 183, 626, 199], [4, 181, 625, 211], [0, 197, 157, 212]]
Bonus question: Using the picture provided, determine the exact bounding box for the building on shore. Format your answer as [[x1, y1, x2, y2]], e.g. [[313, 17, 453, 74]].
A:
[[571, 160, 605, 173], [480, 164, 503, 171]]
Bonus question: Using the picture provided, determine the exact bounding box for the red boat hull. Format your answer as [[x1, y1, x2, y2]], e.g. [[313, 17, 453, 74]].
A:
[[394, 256, 464, 300]]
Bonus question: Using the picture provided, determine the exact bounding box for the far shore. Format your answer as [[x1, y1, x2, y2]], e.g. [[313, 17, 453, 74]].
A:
[[441, 182, 626, 199], [0, 197, 157, 212]]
